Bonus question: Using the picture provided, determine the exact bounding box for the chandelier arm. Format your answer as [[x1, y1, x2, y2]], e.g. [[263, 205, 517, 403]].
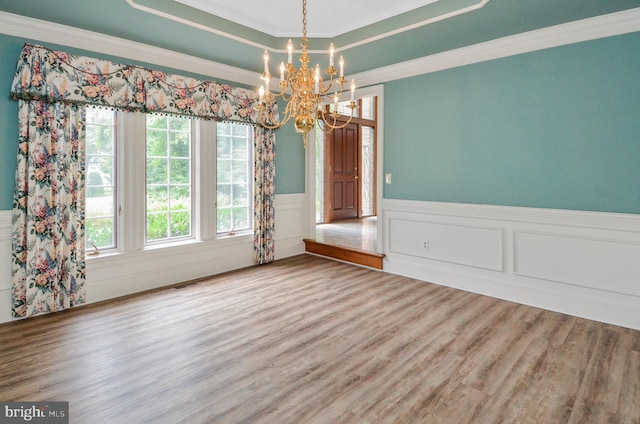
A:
[[255, 0, 357, 143], [318, 80, 334, 96], [259, 111, 293, 130], [317, 108, 354, 131]]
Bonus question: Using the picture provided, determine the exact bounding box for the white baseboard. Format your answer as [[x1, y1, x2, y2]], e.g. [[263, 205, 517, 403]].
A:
[[383, 199, 640, 330], [0, 193, 306, 323]]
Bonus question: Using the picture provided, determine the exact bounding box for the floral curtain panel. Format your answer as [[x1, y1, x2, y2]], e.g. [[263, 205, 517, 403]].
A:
[[12, 101, 87, 317], [10, 44, 278, 317], [253, 127, 276, 264]]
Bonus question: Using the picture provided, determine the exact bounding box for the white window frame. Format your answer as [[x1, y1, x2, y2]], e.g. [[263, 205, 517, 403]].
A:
[[86, 111, 253, 260], [215, 122, 254, 237], [144, 114, 196, 245], [85, 107, 118, 251]]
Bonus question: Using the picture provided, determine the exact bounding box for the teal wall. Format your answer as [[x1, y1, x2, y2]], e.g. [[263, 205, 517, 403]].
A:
[[0, 35, 22, 210], [384, 32, 640, 214], [2, 29, 639, 213], [0, 35, 304, 210]]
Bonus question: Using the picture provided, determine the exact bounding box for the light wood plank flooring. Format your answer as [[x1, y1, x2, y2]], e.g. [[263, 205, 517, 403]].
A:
[[1, 255, 638, 423]]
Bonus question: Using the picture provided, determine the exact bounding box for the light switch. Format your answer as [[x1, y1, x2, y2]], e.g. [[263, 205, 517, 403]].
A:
[[385, 173, 392, 184]]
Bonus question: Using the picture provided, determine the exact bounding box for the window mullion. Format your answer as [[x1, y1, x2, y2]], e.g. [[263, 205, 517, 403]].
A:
[[196, 120, 217, 241], [119, 111, 147, 252]]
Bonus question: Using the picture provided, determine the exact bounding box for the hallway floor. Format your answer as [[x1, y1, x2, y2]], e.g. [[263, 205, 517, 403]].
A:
[[315, 216, 377, 252]]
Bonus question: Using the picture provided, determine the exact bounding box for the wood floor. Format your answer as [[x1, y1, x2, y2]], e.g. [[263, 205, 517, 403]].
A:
[[1, 255, 638, 424]]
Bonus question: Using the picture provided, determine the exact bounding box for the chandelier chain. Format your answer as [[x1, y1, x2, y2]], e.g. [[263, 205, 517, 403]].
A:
[[302, 0, 307, 40]]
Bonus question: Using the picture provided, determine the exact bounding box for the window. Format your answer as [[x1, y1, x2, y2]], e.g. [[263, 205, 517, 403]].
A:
[[315, 126, 325, 224], [216, 122, 252, 234], [84, 111, 252, 258], [85, 108, 116, 249], [145, 114, 193, 242], [361, 126, 375, 216], [360, 96, 376, 120], [330, 100, 359, 118]]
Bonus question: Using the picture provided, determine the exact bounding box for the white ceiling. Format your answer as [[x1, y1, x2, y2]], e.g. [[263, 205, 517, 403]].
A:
[[176, 0, 441, 38]]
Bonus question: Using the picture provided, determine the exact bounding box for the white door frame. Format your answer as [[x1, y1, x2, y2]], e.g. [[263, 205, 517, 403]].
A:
[[305, 84, 385, 254]]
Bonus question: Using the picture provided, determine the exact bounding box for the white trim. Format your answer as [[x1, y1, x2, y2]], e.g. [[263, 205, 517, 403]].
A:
[[353, 7, 640, 87], [305, 84, 385, 253], [0, 210, 10, 234], [0, 11, 258, 87], [125, 0, 272, 51], [128, 0, 489, 52], [339, 0, 490, 52], [383, 199, 640, 330], [0, 8, 640, 87], [1, 7, 638, 89], [383, 199, 640, 232], [0, 210, 12, 324], [174, 0, 443, 39]]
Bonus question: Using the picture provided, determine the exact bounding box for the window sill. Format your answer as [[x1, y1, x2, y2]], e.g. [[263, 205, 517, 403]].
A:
[[86, 233, 254, 262], [215, 229, 253, 241]]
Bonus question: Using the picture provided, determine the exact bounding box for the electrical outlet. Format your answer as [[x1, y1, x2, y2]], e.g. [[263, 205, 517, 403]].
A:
[[385, 173, 392, 184], [423, 241, 429, 250]]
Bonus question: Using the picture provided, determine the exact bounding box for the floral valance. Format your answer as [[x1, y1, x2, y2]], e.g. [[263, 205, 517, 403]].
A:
[[10, 43, 278, 126]]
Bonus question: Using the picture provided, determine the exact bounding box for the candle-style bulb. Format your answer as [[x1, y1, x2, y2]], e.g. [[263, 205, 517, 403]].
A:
[[339, 55, 344, 77], [329, 42, 335, 67], [263, 50, 269, 73], [350, 79, 356, 102], [287, 39, 293, 64]]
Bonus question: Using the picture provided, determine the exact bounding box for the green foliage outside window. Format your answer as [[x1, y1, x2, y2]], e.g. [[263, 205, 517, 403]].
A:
[[146, 114, 192, 242], [85, 108, 116, 249], [216, 122, 251, 233]]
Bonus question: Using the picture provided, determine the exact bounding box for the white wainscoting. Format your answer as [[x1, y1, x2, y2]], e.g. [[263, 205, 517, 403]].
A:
[[383, 199, 640, 330], [0, 193, 306, 324], [0, 211, 11, 323]]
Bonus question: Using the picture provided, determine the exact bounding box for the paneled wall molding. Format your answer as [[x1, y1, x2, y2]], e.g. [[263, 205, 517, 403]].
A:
[[0, 194, 306, 323], [383, 199, 640, 330], [2, 7, 639, 89]]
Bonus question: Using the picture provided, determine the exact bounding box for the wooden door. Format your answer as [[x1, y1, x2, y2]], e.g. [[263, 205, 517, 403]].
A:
[[326, 122, 359, 222]]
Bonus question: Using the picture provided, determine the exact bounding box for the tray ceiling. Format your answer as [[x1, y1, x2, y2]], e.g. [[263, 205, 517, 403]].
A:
[[175, 0, 441, 38]]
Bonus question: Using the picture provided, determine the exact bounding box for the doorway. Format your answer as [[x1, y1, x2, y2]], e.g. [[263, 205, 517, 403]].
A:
[[312, 93, 381, 254]]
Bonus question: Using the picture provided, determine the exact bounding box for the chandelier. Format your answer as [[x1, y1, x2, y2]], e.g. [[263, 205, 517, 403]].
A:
[[255, 0, 357, 143]]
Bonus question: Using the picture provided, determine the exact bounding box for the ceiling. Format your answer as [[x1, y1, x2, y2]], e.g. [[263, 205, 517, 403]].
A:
[[0, 0, 639, 77], [175, 0, 440, 38]]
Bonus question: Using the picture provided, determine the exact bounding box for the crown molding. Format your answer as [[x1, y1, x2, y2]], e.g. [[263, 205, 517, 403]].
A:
[[340, 0, 489, 52], [1, 7, 638, 89], [0, 11, 258, 87], [353, 7, 640, 87]]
